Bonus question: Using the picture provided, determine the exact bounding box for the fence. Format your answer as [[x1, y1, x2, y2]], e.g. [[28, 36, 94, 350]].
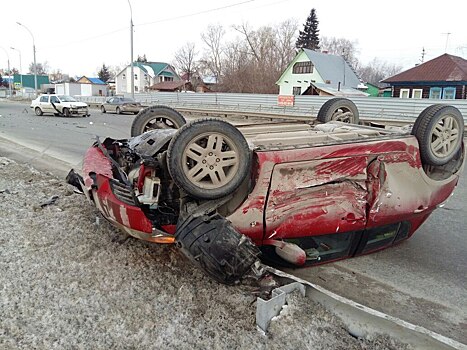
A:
[[77, 92, 467, 123]]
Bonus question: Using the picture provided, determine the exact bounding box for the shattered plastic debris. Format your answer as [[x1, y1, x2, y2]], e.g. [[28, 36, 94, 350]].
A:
[[65, 169, 84, 194], [39, 195, 59, 208]]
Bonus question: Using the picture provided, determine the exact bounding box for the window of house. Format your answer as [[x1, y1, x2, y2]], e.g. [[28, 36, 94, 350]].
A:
[[122, 74, 126, 80], [293, 86, 302, 95], [164, 77, 174, 82], [412, 89, 423, 99], [399, 89, 410, 98], [429, 87, 441, 99], [135, 86, 138, 92], [159, 76, 163, 82], [292, 61, 314, 74], [134, 74, 138, 80], [442, 87, 456, 99]]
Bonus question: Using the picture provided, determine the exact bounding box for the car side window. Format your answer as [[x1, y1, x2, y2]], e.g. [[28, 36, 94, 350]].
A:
[[40, 96, 48, 102], [107, 98, 114, 103], [50, 96, 59, 103]]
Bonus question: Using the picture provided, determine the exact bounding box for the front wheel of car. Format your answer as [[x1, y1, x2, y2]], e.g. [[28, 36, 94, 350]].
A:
[[131, 105, 187, 136], [100, 106, 106, 113], [412, 104, 464, 166], [167, 119, 251, 200], [63, 108, 71, 117], [116, 107, 121, 114], [35, 107, 43, 116]]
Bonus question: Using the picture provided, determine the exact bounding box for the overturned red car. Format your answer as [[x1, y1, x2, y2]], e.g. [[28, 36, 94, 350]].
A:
[[72, 100, 465, 284]]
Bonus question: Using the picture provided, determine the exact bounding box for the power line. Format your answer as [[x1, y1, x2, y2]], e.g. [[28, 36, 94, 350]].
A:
[[136, 0, 255, 27], [41, 0, 256, 50], [42, 27, 128, 50]]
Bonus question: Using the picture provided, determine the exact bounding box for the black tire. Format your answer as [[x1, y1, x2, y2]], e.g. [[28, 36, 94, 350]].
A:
[[317, 98, 359, 124], [412, 105, 464, 166], [101, 105, 106, 113], [167, 118, 251, 200], [116, 106, 121, 114], [63, 108, 71, 117], [35, 107, 43, 116], [131, 105, 187, 137], [175, 213, 260, 285]]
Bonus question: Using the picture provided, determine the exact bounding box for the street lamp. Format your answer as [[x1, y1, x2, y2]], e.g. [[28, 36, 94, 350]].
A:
[[0, 46, 12, 97], [10, 47, 22, 94], [127, 0, 135, 99], [16, 21, 37, 96]]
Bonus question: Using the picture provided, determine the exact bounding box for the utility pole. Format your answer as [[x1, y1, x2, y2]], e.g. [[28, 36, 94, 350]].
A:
[[0, 46, 12, 97], [11, 47, 22, 94], [128, 0, 135, 99], [17, 22, 38, 96], [442, 32, 451, 53]]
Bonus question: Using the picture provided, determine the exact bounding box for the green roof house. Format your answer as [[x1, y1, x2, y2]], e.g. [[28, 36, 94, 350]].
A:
[[276, 49, 367, 97], [116, 62, 181, 94]]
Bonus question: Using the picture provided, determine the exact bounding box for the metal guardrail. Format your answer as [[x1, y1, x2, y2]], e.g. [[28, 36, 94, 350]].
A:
[[77, 92, 467, 127]]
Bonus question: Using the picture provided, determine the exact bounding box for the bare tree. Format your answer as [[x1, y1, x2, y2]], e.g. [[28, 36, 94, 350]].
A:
[[320, 37, 360, 70], [201, 24, 225, 83], [229, 22, 290, 93], [174, 42, 198, 81], [274, 19, 299, 72], [357, 58, 403, 85], [28, 61, 49, 75]]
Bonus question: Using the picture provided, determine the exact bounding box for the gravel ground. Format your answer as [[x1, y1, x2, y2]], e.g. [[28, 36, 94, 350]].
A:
[[0, 157, 410, 349]]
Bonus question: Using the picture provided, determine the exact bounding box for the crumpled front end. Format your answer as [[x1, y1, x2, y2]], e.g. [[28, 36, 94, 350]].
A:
[[81, 139, 176, 244]]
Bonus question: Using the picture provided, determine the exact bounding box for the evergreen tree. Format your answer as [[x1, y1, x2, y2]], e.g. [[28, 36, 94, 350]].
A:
[[295, 8, 320, 51], [97, 64, 111, 83]]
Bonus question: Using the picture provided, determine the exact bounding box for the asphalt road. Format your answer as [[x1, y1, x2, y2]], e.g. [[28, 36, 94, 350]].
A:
[[1, 100, 466, 344]]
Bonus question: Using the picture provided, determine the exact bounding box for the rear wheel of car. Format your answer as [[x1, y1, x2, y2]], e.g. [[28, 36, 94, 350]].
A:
[[35, 107, 43, 116], [412, 104, 464, 166], [101, 106, 106, 113], [317, 98, 359, 124], [63, 108, 71, 117], [167, 119, 251, 200], [116, 107, 121, 114], [131, 105, 187, 136]]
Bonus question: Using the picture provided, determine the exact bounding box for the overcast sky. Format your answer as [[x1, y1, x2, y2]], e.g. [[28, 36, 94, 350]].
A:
[[1, 0, 466, 78]]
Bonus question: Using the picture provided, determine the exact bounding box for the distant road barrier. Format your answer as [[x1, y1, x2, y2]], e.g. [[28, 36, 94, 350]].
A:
[[77, 92, 467, 128]]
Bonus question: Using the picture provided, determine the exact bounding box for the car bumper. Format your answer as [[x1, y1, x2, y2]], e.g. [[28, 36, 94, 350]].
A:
[[82, 146, 175, 243]]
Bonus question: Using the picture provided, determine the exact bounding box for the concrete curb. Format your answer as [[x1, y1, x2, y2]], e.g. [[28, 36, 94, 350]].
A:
[[266, 267, 467, 350]]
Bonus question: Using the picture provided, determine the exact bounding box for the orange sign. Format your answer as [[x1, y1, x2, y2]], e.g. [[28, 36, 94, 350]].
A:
[[278, 95, 294, 107]]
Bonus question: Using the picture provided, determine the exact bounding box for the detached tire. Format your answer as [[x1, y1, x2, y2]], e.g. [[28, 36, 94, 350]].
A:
[[412, 104, 464, 166], [317, 98, 359, 124], [175, 213, 260, 285], [167, 119, 251, 200], [131, 105, 186, 136]]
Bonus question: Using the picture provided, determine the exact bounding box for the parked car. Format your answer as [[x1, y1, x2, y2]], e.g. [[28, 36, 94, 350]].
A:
[[31, 94, 90, 117], [70, 100, 465, 285], [100, 97, 143, 115]]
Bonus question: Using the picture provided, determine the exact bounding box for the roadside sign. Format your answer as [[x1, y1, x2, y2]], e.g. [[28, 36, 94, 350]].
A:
[[278, 95, 294, 107]]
